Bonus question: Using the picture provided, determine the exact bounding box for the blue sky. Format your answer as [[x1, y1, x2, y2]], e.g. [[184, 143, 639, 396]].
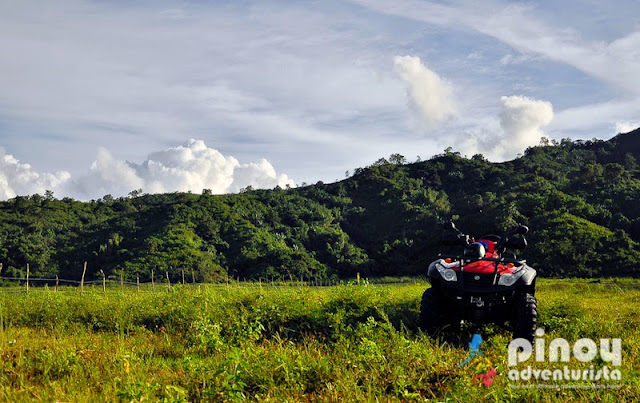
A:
[[1, 0, 639, 199]]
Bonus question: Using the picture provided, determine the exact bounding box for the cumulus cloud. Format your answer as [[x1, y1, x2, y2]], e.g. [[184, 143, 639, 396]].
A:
[[498, 95, 554, 152], [393, 55, 457, 129], [72, 148, 146, 198], [615, 121, 640, 134], [0, 148, 71, 200], [133, 141, 239, 195], [73, 139, 295, 198], [453, 95, 554, 161], [0, 140, 294, 201]]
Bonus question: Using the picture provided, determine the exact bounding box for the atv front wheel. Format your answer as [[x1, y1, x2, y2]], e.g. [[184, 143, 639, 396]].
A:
[[419, 288, 447, 335], [513, 292, 537, 342]]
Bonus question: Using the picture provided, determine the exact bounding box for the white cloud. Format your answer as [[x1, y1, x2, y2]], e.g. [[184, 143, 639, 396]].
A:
[[615, 121, 640, 134], [393, 55, 457, 129], [233, 159, 294, 192], [139, 141, 238, 194], [452, 95, 553, 160], [72, 148, 145, 198], [0, 140, 294, 201], [499, 53, 536, 66], [550, 97, 640, 133], [0, 148, 71, 200], [72, 139, 295, 198], [498, 95, 553, 152]]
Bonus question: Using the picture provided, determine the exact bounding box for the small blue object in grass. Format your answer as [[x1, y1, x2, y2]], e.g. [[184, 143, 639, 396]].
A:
[[458, 332, 483, 367]]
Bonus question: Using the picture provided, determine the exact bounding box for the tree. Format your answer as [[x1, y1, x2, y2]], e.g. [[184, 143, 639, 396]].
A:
[[129, 189, 143, 198], [389, 153, 407, 165], [371, 158, 388, 167], [442, 147, 461, 157]]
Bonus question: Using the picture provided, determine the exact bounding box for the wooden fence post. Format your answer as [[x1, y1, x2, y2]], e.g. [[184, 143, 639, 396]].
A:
[[151, 269, 155, 292], [120, 271, 124, 294], [166, 271, 170, 291], [191, 269, 195, 284], [26, 263, 30, 294], [55, 275, 59, 292], [181, 268, 185, 285], [100, 269, 106, 293], [137, 276, 140, 293], [81, 261, 87, 295]]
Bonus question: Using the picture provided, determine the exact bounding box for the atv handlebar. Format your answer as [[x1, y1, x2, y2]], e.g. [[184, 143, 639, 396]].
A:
[[441, 222, 528, 251], [437, 254, 526, 265]]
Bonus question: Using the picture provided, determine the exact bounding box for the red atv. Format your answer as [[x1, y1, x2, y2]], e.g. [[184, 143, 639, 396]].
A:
[[420, 223, 537, 341]]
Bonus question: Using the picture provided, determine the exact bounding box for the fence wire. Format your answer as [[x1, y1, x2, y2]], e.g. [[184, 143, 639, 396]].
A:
[[0, 275, 423, 294]]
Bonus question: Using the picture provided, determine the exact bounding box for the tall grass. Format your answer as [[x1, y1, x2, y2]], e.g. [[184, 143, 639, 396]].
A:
[[0, 279, 636, 401]]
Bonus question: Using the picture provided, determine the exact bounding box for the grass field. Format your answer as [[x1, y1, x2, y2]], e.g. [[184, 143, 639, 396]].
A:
[[0, 279, 637, 401]]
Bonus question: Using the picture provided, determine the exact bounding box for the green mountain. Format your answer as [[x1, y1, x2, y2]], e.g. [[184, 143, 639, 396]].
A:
[[2, 129, 640, 282]]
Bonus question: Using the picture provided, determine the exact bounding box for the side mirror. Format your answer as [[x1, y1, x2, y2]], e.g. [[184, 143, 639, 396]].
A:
[[514, 225, 529, 235], [442, 233, 470, 246], [505, 237, 527, 250]]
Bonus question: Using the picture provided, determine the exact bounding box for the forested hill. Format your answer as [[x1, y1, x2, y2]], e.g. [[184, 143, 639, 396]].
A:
[[2, 129, 640, 282]]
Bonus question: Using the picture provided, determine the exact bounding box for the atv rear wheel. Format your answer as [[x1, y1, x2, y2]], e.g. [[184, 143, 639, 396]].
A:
[[513, 292, 537, 342], [419, 288, 447, 335]]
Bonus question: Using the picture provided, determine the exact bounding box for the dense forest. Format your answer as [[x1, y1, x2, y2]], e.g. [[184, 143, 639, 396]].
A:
[[2, 128, 640, 282]]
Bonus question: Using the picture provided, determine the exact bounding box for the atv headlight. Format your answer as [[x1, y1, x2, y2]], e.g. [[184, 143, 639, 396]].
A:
[[436, 262, 457, 282], [498, 269, 525, 286]]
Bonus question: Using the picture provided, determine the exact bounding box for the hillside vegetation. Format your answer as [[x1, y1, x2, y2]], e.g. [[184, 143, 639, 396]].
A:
[[2, 129, 640, 282]]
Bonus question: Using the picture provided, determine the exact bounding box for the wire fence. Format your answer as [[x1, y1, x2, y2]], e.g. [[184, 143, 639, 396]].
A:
[[0, 272, 424, 295]]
